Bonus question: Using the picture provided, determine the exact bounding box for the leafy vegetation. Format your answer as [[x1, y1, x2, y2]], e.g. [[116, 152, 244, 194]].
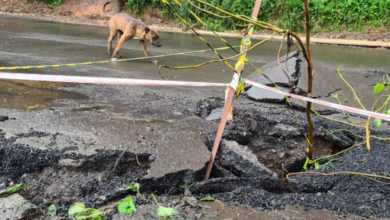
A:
[[152, 194, 180, 218], [42, 0, 63, 9], [127, 182, 140, 193], [46, 204, 57, 216], [157, 206, 180, 218], [200, 196, 216, 201], [68, 203, 86, 215], [36, 0, 390, 32], [123, 0, 390, 33], [372, 73, 390, 128], [118, 197, 137, 215], [124, 0, 165, 15], [0, 183, 26, 197], [68, 203, 105, 220]]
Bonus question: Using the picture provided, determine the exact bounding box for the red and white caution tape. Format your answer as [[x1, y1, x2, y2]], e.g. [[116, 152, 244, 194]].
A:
[[225, 72, 241, 121], [0, 72, 228, 87], [245, 79, 390, 121], [0, 71, 389, 121]]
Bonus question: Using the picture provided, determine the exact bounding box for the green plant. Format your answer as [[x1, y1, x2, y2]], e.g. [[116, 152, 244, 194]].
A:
[[128, 182, 140, 193], [46, 204, 57, 216], [371, 73, 390, 128], [200, 196, 216, 201], [43, 0, 63, 9], [303, 69, 390, 171], [118, 197, 137, 215], [125, 0, 166, 14], [134, 0, 390, 33], [68, 203, 86, 215], [0, 183, 26, 197], [68, 203, 105, 220], [152, 194, 180, 218]]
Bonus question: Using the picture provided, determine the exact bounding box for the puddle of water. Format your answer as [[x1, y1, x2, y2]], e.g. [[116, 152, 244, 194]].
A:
[[71, 105, 105, 112], [0, 80, 87, 110]]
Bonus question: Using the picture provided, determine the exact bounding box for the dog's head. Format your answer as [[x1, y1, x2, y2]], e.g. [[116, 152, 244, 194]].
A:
[[143, 27, 162, 47]]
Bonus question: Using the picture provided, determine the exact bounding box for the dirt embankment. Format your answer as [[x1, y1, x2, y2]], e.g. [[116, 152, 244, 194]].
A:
[[1, 0, 390, 48]]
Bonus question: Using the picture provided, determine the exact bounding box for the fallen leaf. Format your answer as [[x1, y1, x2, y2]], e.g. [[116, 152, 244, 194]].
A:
[[0, 183, 26, 197], [117, 197, 136, 215]]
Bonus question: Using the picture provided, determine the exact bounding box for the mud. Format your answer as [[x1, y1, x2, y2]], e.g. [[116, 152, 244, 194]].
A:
[[3, 93, 389, 219], [193, 103, 390, 219]]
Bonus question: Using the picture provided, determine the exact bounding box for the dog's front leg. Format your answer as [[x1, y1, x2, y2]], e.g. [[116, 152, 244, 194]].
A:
[[107, 34, 116, 56], [139, 40, 157, 63], [112, 36, 127, 59]]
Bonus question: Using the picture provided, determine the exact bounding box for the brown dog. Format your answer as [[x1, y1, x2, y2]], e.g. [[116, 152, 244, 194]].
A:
[[102, 2, 162, 61]]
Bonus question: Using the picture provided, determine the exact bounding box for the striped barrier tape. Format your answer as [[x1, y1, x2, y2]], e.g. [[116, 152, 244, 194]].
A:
[[0, 72, 228, 87], [0, 46, 239, 70], [0, 71, 388, 121], [244, 79, 390, 121]]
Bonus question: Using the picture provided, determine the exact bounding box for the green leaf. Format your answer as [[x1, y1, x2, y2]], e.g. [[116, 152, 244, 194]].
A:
[[68, 203, 86, 215], [127, 182, 140, 193], [0, 183, 26, 197], [375, 118, 382, 128], [46, 204, 57, 216], [303, 159, 309, 171], [314, 161, 322, 170], [373, 83, 385, 94], [331, 93, 338, 98], [387, 109, 390, 115], [200, 196, 216, 201], [118, 197, 137, 215], [157, 206, 179, 218], [74, 208, 104, 220], [322, 160, 336, 166]]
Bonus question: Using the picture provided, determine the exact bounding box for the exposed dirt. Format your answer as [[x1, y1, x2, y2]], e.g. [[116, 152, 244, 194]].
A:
[[2, 97, 390, 219], [1, 0, 390, 46]]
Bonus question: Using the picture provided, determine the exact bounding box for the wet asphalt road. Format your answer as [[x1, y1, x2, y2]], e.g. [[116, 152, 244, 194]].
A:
[[0, 14, 253, 84], [1, 14, 390, 84]]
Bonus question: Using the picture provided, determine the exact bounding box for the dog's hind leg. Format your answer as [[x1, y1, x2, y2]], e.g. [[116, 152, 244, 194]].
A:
[[139, 40, 157, 63]]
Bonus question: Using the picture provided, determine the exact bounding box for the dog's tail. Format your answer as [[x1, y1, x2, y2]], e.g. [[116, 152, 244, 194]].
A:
[[101, 1, 111, 18]]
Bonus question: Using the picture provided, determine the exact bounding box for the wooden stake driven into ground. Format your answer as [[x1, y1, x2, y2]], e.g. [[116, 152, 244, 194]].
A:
[[204, 0, 263, 180], [303, 0, 315, 162]]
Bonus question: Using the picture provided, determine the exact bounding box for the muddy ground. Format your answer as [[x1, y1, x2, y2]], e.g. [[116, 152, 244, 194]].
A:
[[1, 2, 390, 220], [2, 87, 390, 220]]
